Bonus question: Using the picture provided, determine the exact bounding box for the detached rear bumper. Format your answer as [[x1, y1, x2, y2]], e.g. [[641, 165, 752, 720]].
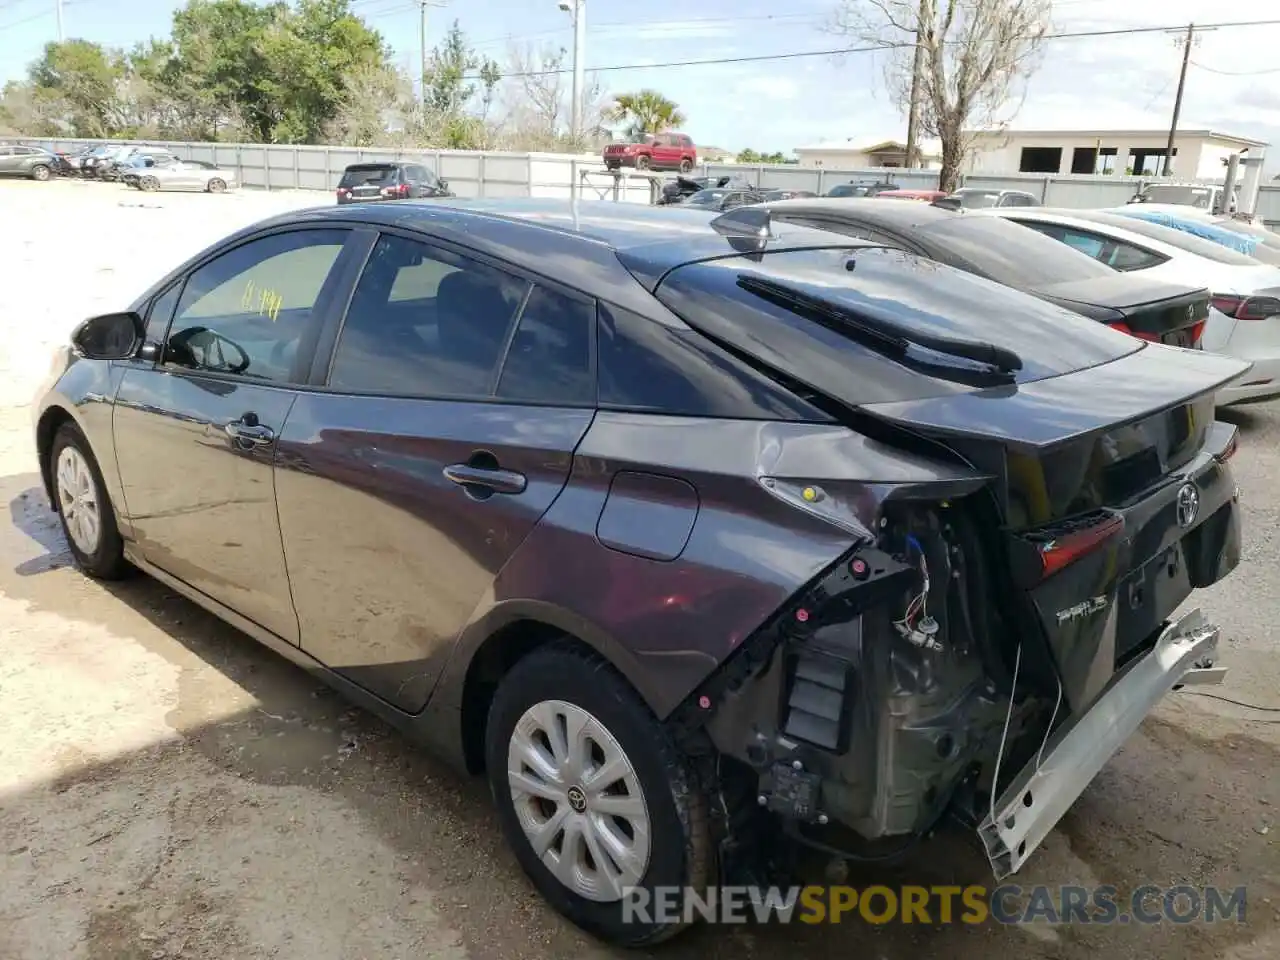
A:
[[978, 606, 1223, 879]]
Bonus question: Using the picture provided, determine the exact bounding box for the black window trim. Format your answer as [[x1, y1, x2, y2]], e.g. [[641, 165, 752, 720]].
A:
[[310, 224, 600, 409], [150, 224, 362, 389]]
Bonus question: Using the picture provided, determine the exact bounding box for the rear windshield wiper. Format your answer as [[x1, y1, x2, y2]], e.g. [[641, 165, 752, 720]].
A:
[[737, 273, 1024, 375]]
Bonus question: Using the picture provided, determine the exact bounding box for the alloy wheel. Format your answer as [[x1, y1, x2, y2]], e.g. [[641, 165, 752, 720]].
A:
[[55, 446, 101, 556], [507, 699, 651, 902]]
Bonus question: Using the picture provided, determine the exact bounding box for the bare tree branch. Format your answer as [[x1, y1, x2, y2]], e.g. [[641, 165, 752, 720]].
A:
[[828, 0, 1051, 190]]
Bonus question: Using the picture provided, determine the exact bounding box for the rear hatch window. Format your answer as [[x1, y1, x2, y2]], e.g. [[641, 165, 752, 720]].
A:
[[653, 246, 1143, 405], [921, 215, 1118, 287], [340, 164, 399, 188]]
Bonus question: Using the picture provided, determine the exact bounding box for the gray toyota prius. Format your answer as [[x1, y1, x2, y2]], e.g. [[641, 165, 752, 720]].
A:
[[33, 198, 1243, 945]]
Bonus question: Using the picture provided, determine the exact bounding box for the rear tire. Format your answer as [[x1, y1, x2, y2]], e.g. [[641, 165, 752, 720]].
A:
[[678, 158, 693, 174], [207, 178, 226, 193], [49, 423, 131, 580], [139, 176, 159, 192], [30, 164, 51, 182], [485, 643, 711, 946]]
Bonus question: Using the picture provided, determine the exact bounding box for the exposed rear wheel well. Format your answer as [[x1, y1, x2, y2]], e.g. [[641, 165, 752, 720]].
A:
[[36, 407, 74, 504], [460, 619, 601, 773]]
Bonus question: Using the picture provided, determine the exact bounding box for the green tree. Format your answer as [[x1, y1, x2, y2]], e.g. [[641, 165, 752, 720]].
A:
[[606, 89, 685, 137], [420, 20, 501, 148], [27, 40, 122, 137]]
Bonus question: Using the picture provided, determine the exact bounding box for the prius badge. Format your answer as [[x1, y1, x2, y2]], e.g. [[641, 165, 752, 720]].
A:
[[1057, 596, 1109, 625]]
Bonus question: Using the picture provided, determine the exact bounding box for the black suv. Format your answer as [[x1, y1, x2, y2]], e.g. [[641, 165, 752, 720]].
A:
[[336, 161, 453, 204]]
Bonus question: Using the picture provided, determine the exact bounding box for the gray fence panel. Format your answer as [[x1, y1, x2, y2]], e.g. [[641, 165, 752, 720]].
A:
[[1255, 186, 1280, 225], [3, 135, 1276, 226]]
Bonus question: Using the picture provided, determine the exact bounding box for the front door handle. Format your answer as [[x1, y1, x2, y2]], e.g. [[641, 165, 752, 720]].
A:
[[225, 417, 275, 448], [443, 463, 527, 495]]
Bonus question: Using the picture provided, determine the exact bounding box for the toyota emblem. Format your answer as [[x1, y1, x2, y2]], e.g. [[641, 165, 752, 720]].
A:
[[1176, 482, 1200, 528]]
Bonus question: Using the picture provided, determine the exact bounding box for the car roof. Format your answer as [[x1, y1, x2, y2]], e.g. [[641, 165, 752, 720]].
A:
[[253, 198, 878, 296], [764, 196, 959, 230]]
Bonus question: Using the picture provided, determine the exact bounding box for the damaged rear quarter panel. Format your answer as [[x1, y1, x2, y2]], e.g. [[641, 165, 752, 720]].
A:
[[436, 413, 991, 720]]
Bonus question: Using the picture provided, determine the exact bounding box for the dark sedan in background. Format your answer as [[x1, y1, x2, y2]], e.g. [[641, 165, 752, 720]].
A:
[[35, 199, 1241, 946], [767, 197, 1212, 348]]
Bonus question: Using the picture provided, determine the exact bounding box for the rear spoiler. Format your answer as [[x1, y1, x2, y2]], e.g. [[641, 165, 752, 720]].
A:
[[858, 343, 1250, 452]]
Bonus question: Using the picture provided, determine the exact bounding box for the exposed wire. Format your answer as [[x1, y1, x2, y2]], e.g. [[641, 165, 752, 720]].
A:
[[1184, 691, 1280, 712]]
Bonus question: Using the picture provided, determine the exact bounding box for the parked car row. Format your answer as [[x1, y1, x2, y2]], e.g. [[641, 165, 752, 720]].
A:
[[37, 194, 1244, 946], [0, 141, 239, 193]]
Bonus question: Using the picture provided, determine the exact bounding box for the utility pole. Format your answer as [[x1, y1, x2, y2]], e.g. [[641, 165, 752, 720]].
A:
[[903, 0, 928, 168], [419, 0, 446, 106], [558, 0, 586, 149], [572, 0, 586, 148], [55, 0, 64, 42], [1162, 22, 1215, 177]]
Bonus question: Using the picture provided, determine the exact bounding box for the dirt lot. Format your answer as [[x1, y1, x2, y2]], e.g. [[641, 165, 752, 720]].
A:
[[0, 178, 1277, 959]]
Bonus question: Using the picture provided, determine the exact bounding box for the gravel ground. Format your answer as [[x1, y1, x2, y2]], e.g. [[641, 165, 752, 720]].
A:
[[0, 179, 1277, 960]]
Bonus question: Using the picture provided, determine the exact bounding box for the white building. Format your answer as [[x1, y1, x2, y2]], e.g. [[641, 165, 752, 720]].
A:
[[963, 128, 1268, 180], [793, 135, 943, 169]]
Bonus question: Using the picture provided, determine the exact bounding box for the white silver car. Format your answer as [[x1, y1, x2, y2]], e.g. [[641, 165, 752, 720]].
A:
[[134, 159, 237, 193], [980, 207, 1280, 407]]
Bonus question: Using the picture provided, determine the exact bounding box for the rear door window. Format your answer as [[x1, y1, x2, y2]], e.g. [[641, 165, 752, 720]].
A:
[[327, 234, 528, 398]]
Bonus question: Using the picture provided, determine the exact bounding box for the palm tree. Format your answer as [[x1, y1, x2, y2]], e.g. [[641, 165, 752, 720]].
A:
[[606, 90, 686, 138]]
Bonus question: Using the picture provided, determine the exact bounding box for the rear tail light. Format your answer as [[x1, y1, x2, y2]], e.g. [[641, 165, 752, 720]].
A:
[[1010, 511, 1126, 587], [1108, 321, 1159, 342], [1189, 318, 1206, 345], [1211, 294, 1280, 320]]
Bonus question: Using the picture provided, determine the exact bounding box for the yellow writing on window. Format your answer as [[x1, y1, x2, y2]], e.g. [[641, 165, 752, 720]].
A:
[[240, 279, 284, 322]]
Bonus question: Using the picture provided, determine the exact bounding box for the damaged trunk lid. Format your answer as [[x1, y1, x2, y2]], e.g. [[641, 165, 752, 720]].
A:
[[652, 243, 1247, 710]]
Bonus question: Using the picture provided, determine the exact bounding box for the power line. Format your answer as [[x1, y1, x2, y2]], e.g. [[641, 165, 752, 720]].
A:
[[467, 11, 827, 49], [1191, 59, 1280, 76], [0, 5, 54, 29], [460, 17, 1280, 80]]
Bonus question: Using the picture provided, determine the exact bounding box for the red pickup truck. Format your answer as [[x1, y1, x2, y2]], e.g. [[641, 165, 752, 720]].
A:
[[603, 132, 697, 173]]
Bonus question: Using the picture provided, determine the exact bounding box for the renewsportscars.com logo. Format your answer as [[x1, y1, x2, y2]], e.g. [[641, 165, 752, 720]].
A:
[[621, 884, 1249, 926]]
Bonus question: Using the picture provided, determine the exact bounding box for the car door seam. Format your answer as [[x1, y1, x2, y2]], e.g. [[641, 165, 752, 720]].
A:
[[269, 392, 304, 646]]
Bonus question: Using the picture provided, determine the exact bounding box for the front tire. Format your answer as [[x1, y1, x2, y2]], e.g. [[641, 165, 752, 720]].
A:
[[30, 164, 51, 182], [486, 643, 711, 946], [139, 176, 159, 192], [49, 423, 130, 580]]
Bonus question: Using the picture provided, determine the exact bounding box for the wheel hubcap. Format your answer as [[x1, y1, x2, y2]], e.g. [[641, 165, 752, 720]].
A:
[[507, 699, 651, 902], [55, 446, 101, 555]]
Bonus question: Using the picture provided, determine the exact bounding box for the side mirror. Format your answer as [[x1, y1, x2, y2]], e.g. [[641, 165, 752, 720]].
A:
[[71, 311, 144, 360], [439, 178, 449, 190]]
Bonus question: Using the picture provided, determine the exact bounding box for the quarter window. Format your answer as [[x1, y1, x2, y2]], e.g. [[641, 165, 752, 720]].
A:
[[163, 229, 348, 383], [328, 234, 528, 397], [496, 286, 594, 405]]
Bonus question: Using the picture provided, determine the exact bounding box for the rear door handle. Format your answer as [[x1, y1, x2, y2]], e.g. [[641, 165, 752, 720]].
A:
[[443, 463, 527, 495], [225, 418, 275, 447]]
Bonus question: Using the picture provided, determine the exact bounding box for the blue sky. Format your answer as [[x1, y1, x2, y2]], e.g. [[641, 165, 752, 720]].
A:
[[3, 0, 1280, 159]]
